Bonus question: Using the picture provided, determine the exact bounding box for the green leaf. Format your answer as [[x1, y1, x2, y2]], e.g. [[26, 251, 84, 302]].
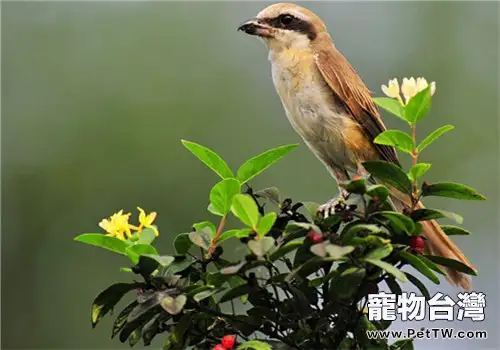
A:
[[405, 272, 431, 299], [377, 212, 415, 234], [408, 163, 431, 182], [416, 125, 454, 153], [247, 237, 275, 256], [416, 255, 446, 275], [126, 244, 159, 264], [231, 194, 259, 228], [220, 262, 246, 275], [269, 240, 303, 261], [410, 209, 446, 222], [385, 276, 403, 296], [237, 340, 272, 350], [254, 187, 281, 206], [217, 229, 242, 244], [220, 283, 251, 303], [188, 230, 212, 251], [330, 267, 366, 299], [404, 86, 431, 122], [192, 221, 217, 236], [364, 244, 393, 260], [91, 283, 141, 327], [236, 144, 299, 184], [441, 225, 470, 236], [207, 203, 223, 216], [399, 251, 440, 284], [374, 130, 414, 154], [181, 140, 233, 179], [422, 182, 487, 201], [423, 255, 477, 275], [340, 223, 386, 244], [210, 178, 241, 216], [141, 254, 175, 268], [362, 161, 412, 195], [173, 233, 193, 255], [324, 244, 355, 259], [256, 212, 277, 236], [364, 259, 408, 282], [339, 178, 367, 194], [111, 301, 138, 338], [373, 97, 405, 120], [74, 233, 131, 255], [160, 294, 187, 315], [193, 288, 222, 302], [136, 228, 157, 245], [302, 201, 320, 219], [366, 185, 390, 202], [163, 257, 195, 276]]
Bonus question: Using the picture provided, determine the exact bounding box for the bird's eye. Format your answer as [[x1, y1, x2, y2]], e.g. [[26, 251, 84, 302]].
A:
[[279, 14, 294, 26]]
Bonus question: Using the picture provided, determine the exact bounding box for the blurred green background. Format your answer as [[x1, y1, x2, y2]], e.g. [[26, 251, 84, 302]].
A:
[[2, 1, 498, 349]]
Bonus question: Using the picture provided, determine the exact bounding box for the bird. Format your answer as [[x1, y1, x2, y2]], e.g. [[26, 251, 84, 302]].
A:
[[238, 3, 474, 290]]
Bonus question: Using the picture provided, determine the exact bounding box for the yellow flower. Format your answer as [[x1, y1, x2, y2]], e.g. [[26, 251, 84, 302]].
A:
[[99, 210, 132, 240], [381, 78, 400, 99], [401, 77, 436, 104], [136, 207, 159, 236]]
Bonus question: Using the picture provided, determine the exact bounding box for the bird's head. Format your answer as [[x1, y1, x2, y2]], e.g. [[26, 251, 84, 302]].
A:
[[238, 3, 328, 51]]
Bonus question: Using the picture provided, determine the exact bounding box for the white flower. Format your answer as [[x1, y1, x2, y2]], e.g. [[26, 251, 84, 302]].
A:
[[381, 78, 400, 99], [401, 77, 436, 104]]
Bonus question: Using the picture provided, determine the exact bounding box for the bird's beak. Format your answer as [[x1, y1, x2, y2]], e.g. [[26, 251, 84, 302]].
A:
[[237, 18, 273, 38]]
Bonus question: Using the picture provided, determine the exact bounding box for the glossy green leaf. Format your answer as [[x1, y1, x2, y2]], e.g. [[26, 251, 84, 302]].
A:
[[173, 233, 193, 255], [247, 237, 275, 256], [441, 225, 470, 236], [364, 244, 393, 260], [74, 233, 131, 255], [339, 178, 367, 194], [236, 144, 299, 184], [377, 211, 415, 234], [160, 294, 187, 315], [192, 221, 216, 236], [193, 288, 223, 302], [341, 223, 386, 244], [408, 163, 431, 182], [417, 254, 446, 275], [404, 86, 431, 122], [424, 255, 477, 275], [366, 184, 390, 202], [237, 340, 272, 350], [363, 161, 412, 195], [330, 267, 366, 299], [91, 283, 141, 327], [422, 182, 487, 201], [390, 338, 414, 350], [324, 244, 355, 259], [410, 209, 446, 222], [269, 240, 303, 261], [111, 301, 138, 338], [399, 251, 440, 284], [416, 125, 454, 153], [256, 212, 277, 236], [181, 140, 233, 178], [126, 244, 159, 264], [217, 229, 242, 244], [220, 283, 251, 303], [136, 228, 157, 245], [373, 97, 405, 120], [374, 130, 414, 154], [254, 187, 281, 206], [364, 259, 408, 282], [188, 230, 212, 251], [141, 254, 175, 268], [405, 272, 431, 299], [231, 194, 259, 228], [210, 178, 241, 216]]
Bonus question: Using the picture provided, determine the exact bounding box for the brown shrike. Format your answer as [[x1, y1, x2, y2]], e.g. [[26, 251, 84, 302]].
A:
[[238, 3, 474, 290]]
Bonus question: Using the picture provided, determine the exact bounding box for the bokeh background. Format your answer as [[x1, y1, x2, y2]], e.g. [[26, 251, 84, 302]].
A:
[[2, 1, 498, 349]]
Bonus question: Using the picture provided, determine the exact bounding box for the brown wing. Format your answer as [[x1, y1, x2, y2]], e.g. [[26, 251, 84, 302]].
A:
[[312, 33, 400, 166]]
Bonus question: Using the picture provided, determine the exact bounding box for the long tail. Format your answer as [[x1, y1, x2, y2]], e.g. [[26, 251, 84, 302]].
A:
[[390, 194, 474, 290]]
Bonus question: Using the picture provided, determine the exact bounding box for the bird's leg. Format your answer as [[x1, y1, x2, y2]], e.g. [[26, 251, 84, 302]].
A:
[[318, 169, 351, 219]]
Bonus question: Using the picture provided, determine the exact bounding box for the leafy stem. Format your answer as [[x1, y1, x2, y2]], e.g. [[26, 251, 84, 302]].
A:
[[208, 215, 227, 256]]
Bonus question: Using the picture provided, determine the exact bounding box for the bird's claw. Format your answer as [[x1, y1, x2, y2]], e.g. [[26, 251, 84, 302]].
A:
[[317, 189, 350, 219]]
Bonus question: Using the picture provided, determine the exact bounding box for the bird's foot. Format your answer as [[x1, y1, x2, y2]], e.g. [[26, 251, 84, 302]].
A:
[[317, 189, 350, 219]]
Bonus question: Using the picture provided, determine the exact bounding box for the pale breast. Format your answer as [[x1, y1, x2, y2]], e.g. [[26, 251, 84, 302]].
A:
[[270, 51, 360, 173]]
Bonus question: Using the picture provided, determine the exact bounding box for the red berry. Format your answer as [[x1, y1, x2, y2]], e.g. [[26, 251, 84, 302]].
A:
[[212, 345, 226, 350], [307, 231, 323, 243], [411, 236, 425, 254], [221, 335, 235, 349], [353, 175, 362, 180]]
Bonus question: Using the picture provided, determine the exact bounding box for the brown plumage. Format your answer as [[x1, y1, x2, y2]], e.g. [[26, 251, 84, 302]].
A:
[[239, 3, 474, 290]]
